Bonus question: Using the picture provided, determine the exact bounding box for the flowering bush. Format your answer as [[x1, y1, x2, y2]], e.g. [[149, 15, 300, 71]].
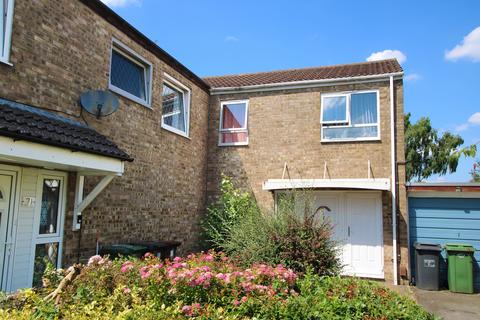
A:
[[0, 252, 436, 319]]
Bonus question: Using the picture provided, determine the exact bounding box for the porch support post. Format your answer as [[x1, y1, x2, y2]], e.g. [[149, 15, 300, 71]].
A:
[[73, 174, 115, 230], [73, 173, 85, 230]]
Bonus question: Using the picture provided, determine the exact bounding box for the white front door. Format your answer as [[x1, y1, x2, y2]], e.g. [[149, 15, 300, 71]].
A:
[[346, 193, 383, 278], [311, 191, 384, 279], [0, 172, 15, 291]]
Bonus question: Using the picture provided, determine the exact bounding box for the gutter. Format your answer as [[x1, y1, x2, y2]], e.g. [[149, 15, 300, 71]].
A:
[[390, 75, 398, 285], [210, 72, 404, 95]]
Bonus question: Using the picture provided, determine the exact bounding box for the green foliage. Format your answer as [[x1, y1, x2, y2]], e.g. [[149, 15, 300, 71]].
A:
[[219, 190, 341, 276], [405, 113, 477, 181], [470, 160, 480, 182], [201, 175, 260, 249], [0, 254, 436, 319]]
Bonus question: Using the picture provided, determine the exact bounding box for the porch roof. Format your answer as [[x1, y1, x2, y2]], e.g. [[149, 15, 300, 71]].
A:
[[263, 178, 391, 191], [0, 99, 132, 175], [0, 99, 132, 161]]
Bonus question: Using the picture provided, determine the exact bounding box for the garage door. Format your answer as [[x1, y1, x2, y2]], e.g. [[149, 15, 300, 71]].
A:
[[409, 197, 480, 291]]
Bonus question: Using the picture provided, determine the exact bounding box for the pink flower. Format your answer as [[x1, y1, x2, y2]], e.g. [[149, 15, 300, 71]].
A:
[[233, 300, 240, 306], [121, 261, 134, 273], [173, 256, 182, 263], [181, 305, 193, 316], [87, 255, 103, 266], [200, 253, 214, 262], [140, 266, 152, 279], [123, 287, 131, 294], [241, 296, 248, 303]]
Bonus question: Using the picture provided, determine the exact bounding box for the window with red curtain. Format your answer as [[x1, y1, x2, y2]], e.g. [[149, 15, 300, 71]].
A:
[[219, 101, 248, 145]]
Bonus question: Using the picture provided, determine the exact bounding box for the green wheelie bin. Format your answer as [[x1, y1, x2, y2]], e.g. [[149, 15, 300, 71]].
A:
[[445, 243, 475, 294]]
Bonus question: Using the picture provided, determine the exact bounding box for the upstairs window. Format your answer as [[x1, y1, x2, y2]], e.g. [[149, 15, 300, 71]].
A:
[[162, 74, 190, 137], [109, 39, 152, 107], [0, 0, 15, 64], [321, 91, 379, 142], [219, 100, 249, 146]]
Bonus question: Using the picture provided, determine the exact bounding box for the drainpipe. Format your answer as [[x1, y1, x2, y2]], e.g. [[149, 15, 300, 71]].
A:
[[390, 75, 398, 285]]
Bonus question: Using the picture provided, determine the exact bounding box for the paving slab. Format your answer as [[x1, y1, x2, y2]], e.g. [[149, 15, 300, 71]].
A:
[[412, 287, 480, 320]]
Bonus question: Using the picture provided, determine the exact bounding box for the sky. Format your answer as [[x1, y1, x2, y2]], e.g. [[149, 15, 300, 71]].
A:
[[101, 0, 480, 182]]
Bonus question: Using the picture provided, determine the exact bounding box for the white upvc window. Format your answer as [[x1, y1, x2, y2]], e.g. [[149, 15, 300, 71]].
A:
[[321, 90, 380, 142], [218, 100, 249, 146], [0, 0, 15, 65], [108, 38, 153, 108], [161, 73, 191, 137]]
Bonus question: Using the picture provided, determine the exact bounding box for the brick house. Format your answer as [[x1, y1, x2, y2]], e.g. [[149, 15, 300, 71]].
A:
[[0, 0, 407, 291]]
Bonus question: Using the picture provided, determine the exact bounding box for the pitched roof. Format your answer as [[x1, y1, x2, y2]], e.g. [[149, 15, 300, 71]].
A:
[[0, 100, 133, 161], [203, 59, 403, 89]]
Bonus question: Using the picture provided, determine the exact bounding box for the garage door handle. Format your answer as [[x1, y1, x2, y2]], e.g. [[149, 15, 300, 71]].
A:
[[348, 226, 350, 237]]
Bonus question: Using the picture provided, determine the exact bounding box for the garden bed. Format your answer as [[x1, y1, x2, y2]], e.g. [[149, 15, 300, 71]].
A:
[[0, 251, 436, 319]]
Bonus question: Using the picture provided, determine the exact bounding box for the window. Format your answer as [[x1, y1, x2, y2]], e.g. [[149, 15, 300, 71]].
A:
[[161, 74, 190, 137], [321, 91, 379, 142], [39, 179, 60, 235], [0, 0, 15, 64], [109, 39, 152, 107], [219, 100, 249, 146]]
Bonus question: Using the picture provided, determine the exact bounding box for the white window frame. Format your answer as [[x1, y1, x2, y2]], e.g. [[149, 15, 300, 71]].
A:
[[108, 38, 153, 108], [0, 0, 15, 65], [320, 90, 380, 142], [161, 73, 191, 138], [218, 99, 249, 147]]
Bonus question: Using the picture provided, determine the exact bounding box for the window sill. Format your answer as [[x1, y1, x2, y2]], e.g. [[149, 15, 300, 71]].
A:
[[161, 124, 190, 139], [108, 84, 151, 109], [218, 142, 249, 147], [0, 58, 13, 67], [321, 137, 381, 143]]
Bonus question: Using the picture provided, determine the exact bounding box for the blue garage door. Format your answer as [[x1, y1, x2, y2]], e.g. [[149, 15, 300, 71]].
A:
[[409, 197, 480, 291]]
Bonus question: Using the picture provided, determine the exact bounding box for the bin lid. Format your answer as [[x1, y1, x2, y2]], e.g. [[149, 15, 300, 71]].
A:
[[444, 243, 475, 253], [413, 242, 442, 251], [107, 244, 148, 252]]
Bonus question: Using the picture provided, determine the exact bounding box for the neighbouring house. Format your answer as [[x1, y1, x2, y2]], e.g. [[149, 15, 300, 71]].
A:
[[0, 0, 408, 291]]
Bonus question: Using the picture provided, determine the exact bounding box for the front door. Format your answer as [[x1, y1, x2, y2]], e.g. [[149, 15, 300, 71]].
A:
[[311, 191, 384, 279], [0, 172, 15, 291], [346, 193, 383, 278]]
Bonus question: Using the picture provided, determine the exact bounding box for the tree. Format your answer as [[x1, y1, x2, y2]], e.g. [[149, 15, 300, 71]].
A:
[[405, 113, 477, 182], [471, 160, 480, 182]]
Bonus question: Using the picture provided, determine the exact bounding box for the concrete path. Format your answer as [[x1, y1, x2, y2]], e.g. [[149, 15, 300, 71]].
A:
[[412, 288, 480, 320]]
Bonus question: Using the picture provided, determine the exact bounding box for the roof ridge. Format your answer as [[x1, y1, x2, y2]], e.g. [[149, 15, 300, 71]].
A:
[[203, 59, 401, 79]]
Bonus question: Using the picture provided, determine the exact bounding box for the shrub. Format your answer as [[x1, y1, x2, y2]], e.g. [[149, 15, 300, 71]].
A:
[[0, 253, 436, 320], [223, 190, 342, 276], [201, 175, 260, 250]]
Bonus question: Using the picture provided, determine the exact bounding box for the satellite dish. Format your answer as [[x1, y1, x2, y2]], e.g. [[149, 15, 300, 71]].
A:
[[80, 90, 119, 118]]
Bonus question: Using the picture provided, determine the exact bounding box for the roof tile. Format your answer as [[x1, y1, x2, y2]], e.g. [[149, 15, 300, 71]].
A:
[[203, 59, 403, 89], [0, 102, 133, 161]]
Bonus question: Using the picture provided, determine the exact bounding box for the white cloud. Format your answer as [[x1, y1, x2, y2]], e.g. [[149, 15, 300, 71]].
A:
[[455, 112, 480, 132], [468, 112, 480, 124], [224, 36, 239, 43], [366, 49, 407, 64], [404, 73, 421, 82], [101, 0, 140, 7], [445, 26, 480, 62], [455, 123, 469, 132]]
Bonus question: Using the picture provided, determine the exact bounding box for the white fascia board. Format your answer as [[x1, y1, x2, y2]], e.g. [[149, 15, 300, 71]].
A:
[[210, 72, 404, 95], [0, 136, 124, 175], [263, 178, 391, 191]]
